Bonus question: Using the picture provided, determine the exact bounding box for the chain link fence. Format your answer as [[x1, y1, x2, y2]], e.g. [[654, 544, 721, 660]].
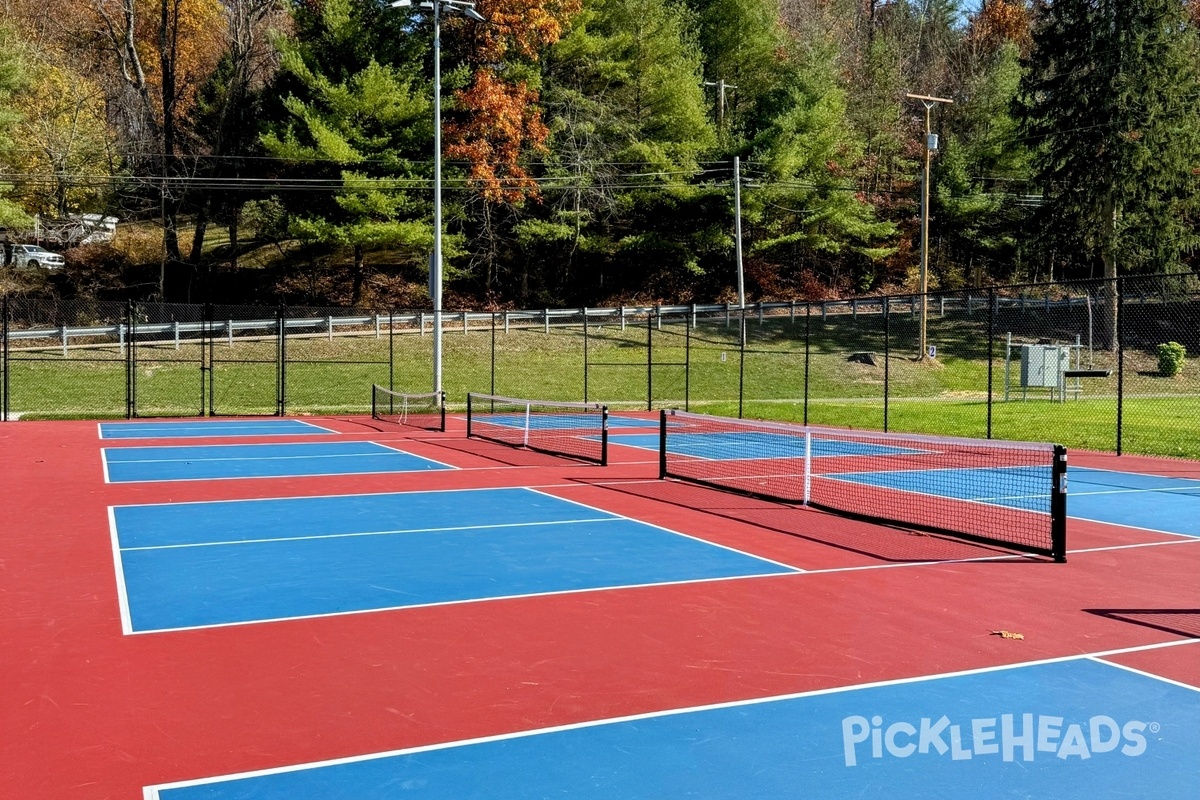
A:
[[2, 275, 1197, 457]]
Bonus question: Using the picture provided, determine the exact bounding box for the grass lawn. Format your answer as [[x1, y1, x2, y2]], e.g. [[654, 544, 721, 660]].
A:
[[4, 317, 1198, 459]]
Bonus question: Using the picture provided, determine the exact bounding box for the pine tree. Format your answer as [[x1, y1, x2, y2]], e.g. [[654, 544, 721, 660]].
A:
[[1018, 0, 1200, 279]]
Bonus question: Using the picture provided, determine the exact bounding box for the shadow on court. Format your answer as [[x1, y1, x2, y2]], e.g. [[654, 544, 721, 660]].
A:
[[582, 477, 1021, 564], [1086, 609, 1200, 640]]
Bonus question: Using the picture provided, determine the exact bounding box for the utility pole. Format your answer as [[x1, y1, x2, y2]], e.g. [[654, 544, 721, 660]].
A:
[[734, 156, 744, 310], [703, 79, 738, 137], [905, 93, 953, 361]]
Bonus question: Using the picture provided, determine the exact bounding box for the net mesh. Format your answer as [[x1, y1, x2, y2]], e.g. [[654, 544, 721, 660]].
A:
[[467, 392, 608, 465], [659, 410, 1066, 560], [371, 385, 445, 432]]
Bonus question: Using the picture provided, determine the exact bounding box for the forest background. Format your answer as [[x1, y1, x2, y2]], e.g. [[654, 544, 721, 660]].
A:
[[1, 0, 1199, 310]]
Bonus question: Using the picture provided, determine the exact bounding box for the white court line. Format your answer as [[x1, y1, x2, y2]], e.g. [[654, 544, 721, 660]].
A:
[[1070, 486, 1200, 497], [120, 572, 792, 637], [107, 451, 418, 464], [143, 638, 1200, 797], [527, 487, 804, 574], [100, 448, 112, 484], [119, 517, 623, 552], [1090, 652, 1200, 695], [372, 440, 460, 469], [109, 483, 571, 511], [108, 507, 134, 636], [1065, 514, 1199, 540]]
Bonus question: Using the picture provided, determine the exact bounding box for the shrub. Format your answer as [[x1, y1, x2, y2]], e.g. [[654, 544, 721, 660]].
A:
[[1157, 341, 1187, 377]]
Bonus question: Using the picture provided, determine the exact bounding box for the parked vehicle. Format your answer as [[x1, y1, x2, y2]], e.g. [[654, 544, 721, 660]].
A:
[[3, 243, 66, 269]]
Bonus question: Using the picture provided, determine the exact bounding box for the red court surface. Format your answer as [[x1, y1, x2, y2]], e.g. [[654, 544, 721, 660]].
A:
[[2, 416, 1197, 798]]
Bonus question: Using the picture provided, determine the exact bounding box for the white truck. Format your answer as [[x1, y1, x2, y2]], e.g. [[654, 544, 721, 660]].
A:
[[2, 243, 66, 269]]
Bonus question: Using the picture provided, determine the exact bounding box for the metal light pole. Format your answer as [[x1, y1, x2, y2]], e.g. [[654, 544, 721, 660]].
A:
[[392, 0, 485, 394], [905, 93, 952, 361]]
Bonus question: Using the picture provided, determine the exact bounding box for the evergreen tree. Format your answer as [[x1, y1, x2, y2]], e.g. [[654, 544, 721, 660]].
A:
[[528, 0, 720, 301], [1018, 0, 1200, 280], [932, 40, 1032, 284], [746, 40, 897, 293], [260, 0, 436, 304]]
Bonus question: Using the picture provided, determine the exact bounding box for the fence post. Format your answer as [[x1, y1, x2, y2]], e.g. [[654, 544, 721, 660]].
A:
[[803, 303, 811, 426], [738, 307, 746, 419], [490, 312, 497, 397], [1, 294, 7, 422], [203, 303, 213, 417], [544, 309, 550, 334], [684, 311, 691, 412], [125, 301, 135, 419], [388, 311, 395, 393], [582, 308, 589, 404], [277, 307, 287, 416], [61, 324, 68, 357], [646, 309, 654, 410], [883, 296, 890, 432], [1116, 277, 1125, 455], [173, 320, 180, 350], [987, 287, 995, 439]]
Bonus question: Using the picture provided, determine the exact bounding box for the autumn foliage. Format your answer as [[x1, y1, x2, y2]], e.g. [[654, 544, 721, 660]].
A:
[[448, 0, 581, 203]]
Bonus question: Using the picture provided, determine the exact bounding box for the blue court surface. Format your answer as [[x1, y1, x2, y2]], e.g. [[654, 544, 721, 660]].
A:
[[1068, 467, 1200, 538], [614, 431, 924, 459], [103, 441, 451, 482], [111, 487, 797, 633], [99, 419, 335, 439], [147, 654, 1200, 799], [473, 413, 657, 430]]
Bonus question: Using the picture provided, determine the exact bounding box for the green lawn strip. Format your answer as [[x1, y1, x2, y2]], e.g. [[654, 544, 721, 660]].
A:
[[5, 326, 1198, 458]]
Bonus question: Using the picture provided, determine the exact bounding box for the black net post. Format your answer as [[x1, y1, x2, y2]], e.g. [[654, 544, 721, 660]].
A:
[[599, 405, 609, 466], [1052, 445, 1068, 562], [466, 392, 474, 438], [658, 409, 668, 478]]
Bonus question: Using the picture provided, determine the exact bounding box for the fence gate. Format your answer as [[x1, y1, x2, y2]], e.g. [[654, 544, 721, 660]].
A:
[[205, 304, 281, 416], [129, 302, 206, 417]]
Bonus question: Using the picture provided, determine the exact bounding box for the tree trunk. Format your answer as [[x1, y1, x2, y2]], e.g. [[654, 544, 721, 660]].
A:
[[351, 243, 365, 305], [1099, 195, 1119, 351], [229, 215, 239, 270]]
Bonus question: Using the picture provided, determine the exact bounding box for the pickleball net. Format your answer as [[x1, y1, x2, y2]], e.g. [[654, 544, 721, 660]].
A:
[[658, 410, 1067, 561], [371, 385, 446, 432], [467, 393, 608, 465]]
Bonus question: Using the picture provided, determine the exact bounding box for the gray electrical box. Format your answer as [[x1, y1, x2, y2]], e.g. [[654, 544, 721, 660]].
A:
[[1019, 344, 1069, 388]]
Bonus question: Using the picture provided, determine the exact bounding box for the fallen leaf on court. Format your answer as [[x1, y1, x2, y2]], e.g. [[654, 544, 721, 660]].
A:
[[990, 630, 1025, 640]]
